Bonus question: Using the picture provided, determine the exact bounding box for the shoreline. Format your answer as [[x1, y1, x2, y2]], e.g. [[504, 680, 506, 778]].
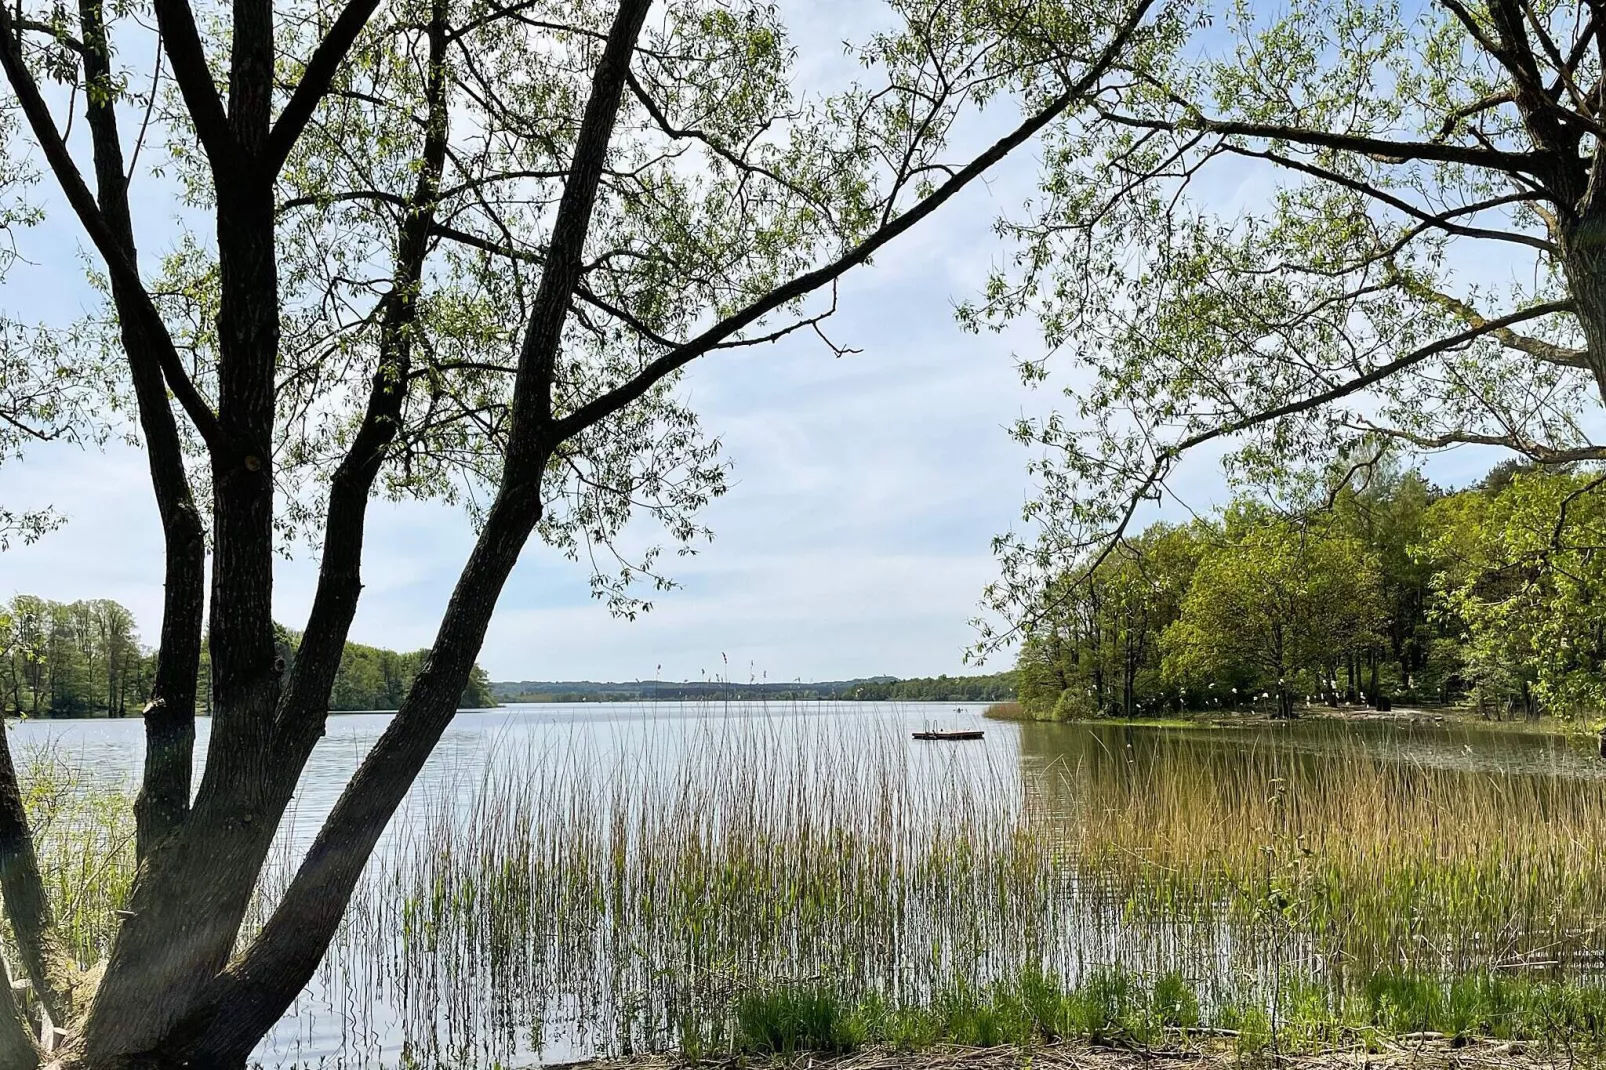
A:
[[983, 703, 1589, 737], [550, 1038, 1594, 1070]]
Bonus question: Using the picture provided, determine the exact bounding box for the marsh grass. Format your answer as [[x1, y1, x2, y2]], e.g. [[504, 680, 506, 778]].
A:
[[15, 742, 135, 965], [16, 710, 1606, 1067], [277, 712, 1606, 1065], [1046, 730, 1606, 975]]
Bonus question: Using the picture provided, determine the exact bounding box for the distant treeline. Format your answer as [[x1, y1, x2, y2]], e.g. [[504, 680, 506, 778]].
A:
[[0, 597, 147, 717], [306, 631, 496, 712], [1015, 459, 1606, 722], [1, 595, 494, 717], [492, 672, 1017, 704]]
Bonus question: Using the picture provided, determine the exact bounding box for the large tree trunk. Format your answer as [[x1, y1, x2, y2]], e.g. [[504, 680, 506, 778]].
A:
[[1560, 214, 1606, 406], [77, 1, 650, 1062]]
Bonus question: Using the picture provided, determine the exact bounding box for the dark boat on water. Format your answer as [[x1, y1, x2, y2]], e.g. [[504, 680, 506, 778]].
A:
[[912, 729, 985, 741]]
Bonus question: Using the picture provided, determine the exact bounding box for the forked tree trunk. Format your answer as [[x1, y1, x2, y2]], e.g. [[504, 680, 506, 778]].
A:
[[0, 0, 1159, 1060]]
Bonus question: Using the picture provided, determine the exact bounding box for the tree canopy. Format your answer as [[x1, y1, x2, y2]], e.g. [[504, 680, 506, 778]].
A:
[[1012, 460, 1606, 722], [973, 0, 1606, 643], [0, 0, 1173, 1061]]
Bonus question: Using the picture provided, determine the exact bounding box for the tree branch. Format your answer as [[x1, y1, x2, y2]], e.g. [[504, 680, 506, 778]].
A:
[[75, 0, 208, 859], [12, 19, 84, 52], [1097, 107, 1541, 175], [264, 0, 386, 178], [506, 0, 658, 459], [1403, 282, 1587, 367], [1354, 421, 1606, 462], [1222, 144, 1559, 254], [555, 0, 1160, 441], [1169, 300, 1576, 457], [0, 0, 227, 453], [272, 0, 453, 758], [152, 0, 236, 171]]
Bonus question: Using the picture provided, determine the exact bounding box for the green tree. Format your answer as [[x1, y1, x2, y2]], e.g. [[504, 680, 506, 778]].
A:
[[1162, 516, 1385, 718], [1015, 520, 1206, 719], [0, 0, 1165, 1059], [1421, 470, 1606, 718], [1327, 461, 1443, 699], [0, 597, 152, 718], [970, 0, 1606, 655]]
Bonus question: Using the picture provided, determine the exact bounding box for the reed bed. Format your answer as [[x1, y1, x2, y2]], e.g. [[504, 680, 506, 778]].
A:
[[1044, 731, 1606, 977], [282, 713, 1606, 1066], [16, 711, 1606, 1067], [16, 744, 135, 965]]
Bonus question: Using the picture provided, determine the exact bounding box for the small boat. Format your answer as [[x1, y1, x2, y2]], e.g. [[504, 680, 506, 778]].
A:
[[912, 729, 985, 741]]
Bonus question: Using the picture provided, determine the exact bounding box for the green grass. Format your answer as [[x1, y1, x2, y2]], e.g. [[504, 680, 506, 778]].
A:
[[699, 967, 1606, 1057]]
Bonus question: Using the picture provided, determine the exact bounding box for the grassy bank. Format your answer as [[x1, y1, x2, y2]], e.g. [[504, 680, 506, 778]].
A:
[[566, 1042, 1566, 1070], [704, 968, 1606, 1058]]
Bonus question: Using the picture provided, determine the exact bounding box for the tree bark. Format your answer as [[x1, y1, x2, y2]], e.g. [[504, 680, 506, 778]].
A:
[[75, 0, 207, 861], [0, 953, 40, 1070], [176, 479, 546, 1063], [1561, 214, 1606, 406]]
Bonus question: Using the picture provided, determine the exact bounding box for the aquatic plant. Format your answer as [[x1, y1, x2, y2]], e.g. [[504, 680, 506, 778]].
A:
[[283, 714, 1606, 1064]]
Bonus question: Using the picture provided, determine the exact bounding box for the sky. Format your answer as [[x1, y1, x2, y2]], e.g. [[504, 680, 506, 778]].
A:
[[0, 0, 1520, 684]]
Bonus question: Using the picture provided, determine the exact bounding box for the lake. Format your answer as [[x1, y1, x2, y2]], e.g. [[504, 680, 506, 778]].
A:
[[13, 704, 1605, 1067]]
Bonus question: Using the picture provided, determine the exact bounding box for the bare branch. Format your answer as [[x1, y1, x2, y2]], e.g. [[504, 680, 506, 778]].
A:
[[557, 0, 1159, 440], [152, 0, 236, 170], [264, 0, 386, 177]]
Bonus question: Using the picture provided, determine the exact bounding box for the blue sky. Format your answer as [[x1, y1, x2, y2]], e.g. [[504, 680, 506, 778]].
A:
[[0, 1, 1517, 683]]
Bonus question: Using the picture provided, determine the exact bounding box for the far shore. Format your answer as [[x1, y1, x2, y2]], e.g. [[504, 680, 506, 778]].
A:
[[983, 700, 1593, 738]]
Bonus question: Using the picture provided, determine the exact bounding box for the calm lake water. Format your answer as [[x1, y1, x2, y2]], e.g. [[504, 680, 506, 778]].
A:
[[12, 704, 1602, 1067]]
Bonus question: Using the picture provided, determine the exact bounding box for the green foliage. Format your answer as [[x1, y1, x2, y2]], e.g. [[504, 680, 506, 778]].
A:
[[1016, 521, 1206, 719], [1164, 509, 1384, 714], [965, 0, 1606, 673], [0, 595, 149, 718], [1015, 461, 1606, 721], [276, 629, 497, 712], [1422, 469, 1606, 718]]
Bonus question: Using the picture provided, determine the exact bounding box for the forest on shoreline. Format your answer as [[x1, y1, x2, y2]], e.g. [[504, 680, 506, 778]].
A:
[[0, 597, 495, 717], [492, 672, 1017, 703], [1013, 460, 1606, 722]]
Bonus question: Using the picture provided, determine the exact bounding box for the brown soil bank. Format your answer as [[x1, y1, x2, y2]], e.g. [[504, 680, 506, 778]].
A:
[[552, 1040, 1595, 1070]]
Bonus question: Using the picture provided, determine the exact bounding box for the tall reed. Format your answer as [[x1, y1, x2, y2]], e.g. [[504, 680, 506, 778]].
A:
[[297, 713, 1606, 1064]]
